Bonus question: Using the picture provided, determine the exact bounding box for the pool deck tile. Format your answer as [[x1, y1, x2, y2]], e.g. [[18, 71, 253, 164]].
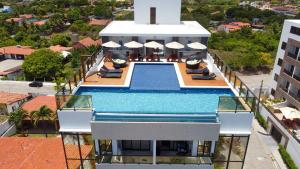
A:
[[83, 61, 228, 87], [177, 63, 228, 87], [83, 62, 129, 85]]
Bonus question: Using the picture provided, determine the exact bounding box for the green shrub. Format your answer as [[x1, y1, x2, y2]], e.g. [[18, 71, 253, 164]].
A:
[[255, 111, 268, 129], [278, 145, 298, 169]]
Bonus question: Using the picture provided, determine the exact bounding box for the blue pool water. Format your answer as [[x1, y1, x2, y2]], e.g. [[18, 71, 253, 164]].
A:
[[75, 87, 235, 122], [130, 64, 180, 90]]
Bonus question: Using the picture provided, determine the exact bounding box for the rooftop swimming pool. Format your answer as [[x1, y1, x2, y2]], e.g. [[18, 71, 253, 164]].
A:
[[73, 87, 244, 122], [66, 64, 246, 122]]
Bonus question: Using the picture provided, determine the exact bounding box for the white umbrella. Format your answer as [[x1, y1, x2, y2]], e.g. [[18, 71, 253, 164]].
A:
[[102, 41, 121, 48], [144, 41, 164, 49], [187, 42, 207, 50], [165, 41, 184, 49], [124, 41, 143, 48]]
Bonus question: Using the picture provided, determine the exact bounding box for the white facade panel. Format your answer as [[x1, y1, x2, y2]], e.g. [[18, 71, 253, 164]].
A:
[[134, 0, 181, 24], [58, 109, 93, 133], [91, 121, 220, 141], [219, 112, 253, 135]]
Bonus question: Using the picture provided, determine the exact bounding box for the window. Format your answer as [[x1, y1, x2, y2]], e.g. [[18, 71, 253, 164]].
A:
[[281, 42, 287, 50], [271, 88, 276, 96], [150, 7, 156, 24], [277, 58, 283, 66], [290, 26, 300, 36], [274, 74, 279, 81]]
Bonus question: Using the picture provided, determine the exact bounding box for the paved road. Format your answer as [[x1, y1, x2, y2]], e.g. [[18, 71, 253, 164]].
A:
[[0, 80, 56, 95], [244, 117, 288, 169]]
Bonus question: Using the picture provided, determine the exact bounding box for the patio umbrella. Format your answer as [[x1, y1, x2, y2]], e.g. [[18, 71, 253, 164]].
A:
[[124, 41, 143, 48], [280, 107, 300, 120], [144, 41, 164, 49], [102, 41, 121, 48], [165, 41, 184, 49], [187, 42, 207, 50]]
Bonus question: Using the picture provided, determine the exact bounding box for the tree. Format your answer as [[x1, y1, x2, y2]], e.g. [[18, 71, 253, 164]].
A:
[[50, 34, 71, 46], [66, 7, 81, 23], [9, 109, 28, 134], [94, 2, 112, 18], [30, 105, 54, 127], [30, 105, 55, 134], [22, 49, 64, 81]]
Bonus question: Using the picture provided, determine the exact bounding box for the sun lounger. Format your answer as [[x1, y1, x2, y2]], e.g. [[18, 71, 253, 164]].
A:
[[98, 69, 122, 78], [186, 67, 209, 74], [101, 65, 123, 73], [192, 73, 216, 80]]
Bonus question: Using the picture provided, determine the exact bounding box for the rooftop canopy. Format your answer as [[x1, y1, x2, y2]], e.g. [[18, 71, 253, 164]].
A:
[[100, 21, 211, 37]]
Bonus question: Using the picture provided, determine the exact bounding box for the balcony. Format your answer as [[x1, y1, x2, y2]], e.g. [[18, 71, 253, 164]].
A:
[[288, 52, 298, 60], [293, 74, 300, 82], [288, 91, 300, 102], [283, 69, 293, 77], [96, 155, 213, 169]]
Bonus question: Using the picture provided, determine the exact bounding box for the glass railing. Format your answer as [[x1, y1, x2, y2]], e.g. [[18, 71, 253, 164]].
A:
[[97, 155, 153, 164], [56, 95, 93, 110], [293, 74, 300, 82], [156, 156, 212, 165], [218, 96, 252, 112]]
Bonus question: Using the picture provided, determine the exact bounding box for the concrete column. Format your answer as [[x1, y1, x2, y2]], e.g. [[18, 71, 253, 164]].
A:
[[192, 140, 198, 156], [112, 140, 118, 155], [210, 141, 216, 154], [153, 140, 156, 164]]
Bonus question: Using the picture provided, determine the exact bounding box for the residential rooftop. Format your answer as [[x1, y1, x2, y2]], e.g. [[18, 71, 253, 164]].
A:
[[0, 59, 23, 75], [21, 95, 57, 113], [100, 21, 211, 37], [0, 46, 35, 56], [0, 92, 28, 105]]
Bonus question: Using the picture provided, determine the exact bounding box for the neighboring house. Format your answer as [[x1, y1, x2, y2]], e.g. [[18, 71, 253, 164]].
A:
[[22, 95, 57, 113], [217, 22, 251, 33], [89, 18, 111, 26], [0, 137, 72, 169], [0, 45, 35, 60], [5, 17, 24, 26], [19, 14, 33, 19], [0, 59, 24, 80], [49, 45, 73, 58], [0, 92, 29, 115], [32, 20, 47, 26], [73, 37, 101, 49], [272, 6, 299, 16]]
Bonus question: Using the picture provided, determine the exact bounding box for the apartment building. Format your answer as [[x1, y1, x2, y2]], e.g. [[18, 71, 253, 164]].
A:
[[271, 20, 300, 109]]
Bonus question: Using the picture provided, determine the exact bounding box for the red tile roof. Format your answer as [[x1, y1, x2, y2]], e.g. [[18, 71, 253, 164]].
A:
[[0, 137, 66, 169], [19, 14, 33, 19], [49, 45, 73, 52], [6, 17, 24, 22], [21, 96, 57, 113], [77, 37, 101, 48], [89, 18, 111, 26], [230, 22, 251, 27], [0, 46, 35, 56], [0, 92, 28, 105], [32, 20, 47, 26]]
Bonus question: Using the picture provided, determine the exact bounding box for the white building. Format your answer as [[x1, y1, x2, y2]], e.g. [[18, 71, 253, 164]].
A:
[[57, 1, 254, 169]]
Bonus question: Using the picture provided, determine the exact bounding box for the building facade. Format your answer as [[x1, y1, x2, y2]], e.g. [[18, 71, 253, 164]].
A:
[[271, 20, 300, 109]]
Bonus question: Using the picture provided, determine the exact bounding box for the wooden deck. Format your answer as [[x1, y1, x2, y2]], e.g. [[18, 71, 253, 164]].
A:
[[177, 63, 228, 87], [83, 62, 129, 85], [83, 61, 228, 87]]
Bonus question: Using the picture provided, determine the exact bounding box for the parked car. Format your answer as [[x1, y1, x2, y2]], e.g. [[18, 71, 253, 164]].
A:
[[29, 81, 43, 87]]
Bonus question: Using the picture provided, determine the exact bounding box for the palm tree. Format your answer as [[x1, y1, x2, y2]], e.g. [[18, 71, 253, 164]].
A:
[[30, 105, 55, 136], [9, 109, 28, 134]]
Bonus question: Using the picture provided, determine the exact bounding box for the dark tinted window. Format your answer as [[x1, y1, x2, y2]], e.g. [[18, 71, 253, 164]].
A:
[[290, 26, 300, 36], [271, 88, 275, 96], [281, 42, 287, 50], [274, 74, 278, 81], [277, 58, 283, 66]]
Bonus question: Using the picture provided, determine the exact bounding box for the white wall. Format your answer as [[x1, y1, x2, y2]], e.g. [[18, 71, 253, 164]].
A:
[[97, 163, 213, 169], [219, 112, 253, 135], [58, 109, 93, 133], [91, 121, 220, 141], [134, 0, 181, 24]]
